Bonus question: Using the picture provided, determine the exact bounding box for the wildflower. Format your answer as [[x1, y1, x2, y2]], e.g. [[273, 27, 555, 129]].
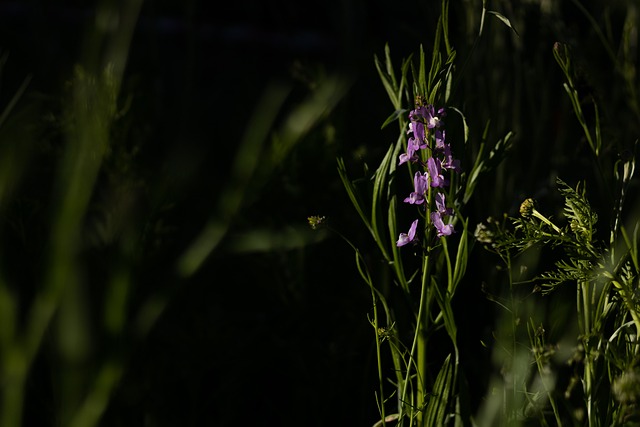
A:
[[397, 219, 419, 247], [520, 198, 536, 217], [520, 198, 563, 234], [399, 136, 424, 165], [408, 120, 427, 148], [435, 129, 446, 150], [426, 157, 447, 188], [474, 222, 493, 243], [441, 143, 461, 172], [435, 192, 452, 215], [401, 113, 429, 165], [409, 106, 427, 124], [430, 212, 454, 237], [404, 172, 428, 205], [425, 105, 445, 129], [409, 105, 445, 133], [613, 369, 640, 404], [307, 215, 326, 230]]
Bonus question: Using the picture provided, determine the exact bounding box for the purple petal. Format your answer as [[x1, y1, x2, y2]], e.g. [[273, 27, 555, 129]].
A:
[[435, 129, 446, 150], [430, 212, 454, 237], [435, 192, 453, 215], [427, 157, 448, 188], [397, 219, 419, 247]]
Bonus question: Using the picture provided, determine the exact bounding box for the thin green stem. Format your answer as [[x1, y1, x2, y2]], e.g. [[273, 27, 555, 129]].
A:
[[371, 287, 387, 424], [404, 247, 432, 424], [531, 209, 563, 235], [612, 280, 640, 354], [502, 250, 518, 422], [417, 188, 435, 423], [580, 279, 596, 427]]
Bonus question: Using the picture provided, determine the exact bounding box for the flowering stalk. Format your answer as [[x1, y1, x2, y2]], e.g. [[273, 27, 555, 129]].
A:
[[333, 6, 497, 422], [396, 99, 461, 420]]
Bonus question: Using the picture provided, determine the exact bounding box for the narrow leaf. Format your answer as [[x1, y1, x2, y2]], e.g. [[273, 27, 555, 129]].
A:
[[424, 354, 453, 425], [487, 10, 520, 36]]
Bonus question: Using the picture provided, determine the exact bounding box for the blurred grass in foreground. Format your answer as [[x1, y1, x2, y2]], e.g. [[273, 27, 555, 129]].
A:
[[0, 1, 351, 426]]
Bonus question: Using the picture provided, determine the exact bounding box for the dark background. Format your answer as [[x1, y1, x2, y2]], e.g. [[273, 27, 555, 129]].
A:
[[0, 1, 636, 426]]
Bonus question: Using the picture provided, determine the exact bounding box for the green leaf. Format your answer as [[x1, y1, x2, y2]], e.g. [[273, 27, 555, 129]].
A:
[[380, 108, 408, 130], [375, 45, 400, 108], [337, 157, 373, 234], [487, 10, 519, 37], [419, 44, 428, 98], [424, 354, 453, 426], [441, 0, 453, 56], [375, 44, 410, 111], [478, 0, 487, 37], [449, 107, 469, 146], [452, 219, 469, 294]]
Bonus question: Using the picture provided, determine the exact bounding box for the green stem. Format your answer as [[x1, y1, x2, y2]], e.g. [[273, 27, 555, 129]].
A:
[[416, 188, 434, 423], [371, 286, 387, 423], [416, 252, 432, 419], [612, 280, 640, 355], [1, 348, 27, 427], [580, 280, 595, 427], [503, 251, 518, 421], [531, 209, 563, 235], [401, 244, 432, 423]]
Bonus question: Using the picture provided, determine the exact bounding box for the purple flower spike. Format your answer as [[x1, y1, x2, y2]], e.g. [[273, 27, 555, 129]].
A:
[[397, 219, 419, 247], [398, 101, 457, 241], [404, 172, 428, 205], [427, 157, 448, 188], [430, 212, 454, 237]]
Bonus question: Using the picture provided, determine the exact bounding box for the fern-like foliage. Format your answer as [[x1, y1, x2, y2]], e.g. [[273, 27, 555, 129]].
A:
[[537, 179, 602, 294], [476, 178, 603, 295], [557, 179, 598, 251]]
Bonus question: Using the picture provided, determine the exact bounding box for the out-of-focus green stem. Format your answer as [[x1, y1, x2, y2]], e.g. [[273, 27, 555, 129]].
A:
[[1, 348, 27, 427], [0, 1, 143, 424]]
